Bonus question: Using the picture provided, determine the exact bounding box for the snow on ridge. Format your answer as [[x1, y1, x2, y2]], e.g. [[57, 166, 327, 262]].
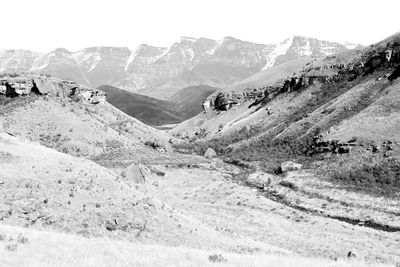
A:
[[125, 48, 138, 71], [125, 45, 168, 70], [153, 45, 173, 63], [30, 61, 49, 72], [73, 50, 94, 66], [30, 52, 57, 72], [206, 39, 224, 56], [88, 54, 102, 72], [262, 36, 294, 70], [71, 50, 102, 73]]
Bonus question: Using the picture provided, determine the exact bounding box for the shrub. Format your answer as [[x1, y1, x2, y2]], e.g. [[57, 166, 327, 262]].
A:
[[144, 141, 163, 150], [279, 180, 298, 190], [223, 158, 253, 169], [4, 243, 18, 252], [331, 158, 400, 189], [208, 254, 227, 263], [16, 234, 29, 244]]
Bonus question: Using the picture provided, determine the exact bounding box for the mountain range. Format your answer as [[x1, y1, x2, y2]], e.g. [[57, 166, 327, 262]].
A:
[[1, 31, 400, 266], [0, 36, 359, 100]]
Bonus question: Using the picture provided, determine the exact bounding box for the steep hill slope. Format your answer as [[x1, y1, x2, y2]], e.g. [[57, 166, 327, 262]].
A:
[[0, 74, 171, 158], [171, 32, 400, 160], [98, 85, 184, 125], [169, 85, 218, 119], [0, 132, 180, 242]]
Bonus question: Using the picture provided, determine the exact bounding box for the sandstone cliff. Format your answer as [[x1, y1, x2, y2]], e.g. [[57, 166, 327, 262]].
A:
[[0, 73, 106, 104]]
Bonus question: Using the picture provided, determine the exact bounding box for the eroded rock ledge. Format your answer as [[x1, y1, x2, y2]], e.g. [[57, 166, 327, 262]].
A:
[[203, 40, 400, 112], [0, 73, 106, 104]]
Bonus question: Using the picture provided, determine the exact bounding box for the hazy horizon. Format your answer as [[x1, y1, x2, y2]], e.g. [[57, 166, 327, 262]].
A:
[[1, 0, 399, 52]]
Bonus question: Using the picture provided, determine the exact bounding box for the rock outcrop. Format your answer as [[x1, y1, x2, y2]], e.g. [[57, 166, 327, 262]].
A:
[[281, 161, 303, 172], [313, 136, 396, 154], [203, 35, 400, 112], [0, 73, 106, 104], [246, 172, 274, 189], [202, 62, 350, 112], [121, 164, 153, 184], [204, 148, 217, 159]]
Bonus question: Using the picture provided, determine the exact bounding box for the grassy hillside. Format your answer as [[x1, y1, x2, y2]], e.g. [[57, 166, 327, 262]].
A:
[[99, 85, 184, 125], [100, 84, 217, 125], [171, 33, 400, 194], [169, 85, 218, 119], [229, 57, 313, 90], [0, 95, 171, 158]]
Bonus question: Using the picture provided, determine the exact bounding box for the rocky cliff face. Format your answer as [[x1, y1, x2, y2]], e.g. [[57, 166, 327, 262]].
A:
[[263, 36, 359, 70], [204, 36, 399, 112], [75, 47, 132, 88], [0, 36, 357, 100], [0, 50, 42, 73], [0, 73, 106, 104]]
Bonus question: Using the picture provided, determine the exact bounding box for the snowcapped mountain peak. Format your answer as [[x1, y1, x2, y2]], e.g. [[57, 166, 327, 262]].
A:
[[262, 37, 294, 70], [262, 35, 359, 70], [125, 44, 166, 71], [0, 35, 359, 98]]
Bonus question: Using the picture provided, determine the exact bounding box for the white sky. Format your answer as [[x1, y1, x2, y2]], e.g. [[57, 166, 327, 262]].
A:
[[2, 0, 399, 52]]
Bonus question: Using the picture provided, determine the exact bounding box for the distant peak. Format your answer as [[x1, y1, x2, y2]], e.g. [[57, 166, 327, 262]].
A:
[[135, 43, 166, 53], [179, 36, 197, 43], [281, 36, 295, 43], [54, 47, 71, 54], [222, 36, 238, 42], [135, 44, 151, 51]]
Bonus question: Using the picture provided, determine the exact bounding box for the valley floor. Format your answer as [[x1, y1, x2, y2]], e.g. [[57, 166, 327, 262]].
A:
[[0, 132, 399, 266], [141, 164, 400, 265]]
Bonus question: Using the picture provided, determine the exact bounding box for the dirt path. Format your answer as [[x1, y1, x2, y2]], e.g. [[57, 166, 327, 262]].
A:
[[144, 164, 400, 265]]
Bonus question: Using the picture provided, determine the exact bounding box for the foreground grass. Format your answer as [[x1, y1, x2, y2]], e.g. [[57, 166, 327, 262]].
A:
[[0, 224, 382, 267]]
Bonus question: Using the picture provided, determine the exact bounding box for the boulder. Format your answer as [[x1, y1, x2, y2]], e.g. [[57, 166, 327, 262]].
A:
[[115, 217, 129, 230], [215, 93, 231, 110], [246, 173, 275, 189], [240, 125, 251, 135], [204, 148, 217, 159], [281, 161, 303, 172], [121, 164, 151, 183], [202, 100, 212, 112], [149, 165, 166, 177], [105, 221, 117, 231]]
